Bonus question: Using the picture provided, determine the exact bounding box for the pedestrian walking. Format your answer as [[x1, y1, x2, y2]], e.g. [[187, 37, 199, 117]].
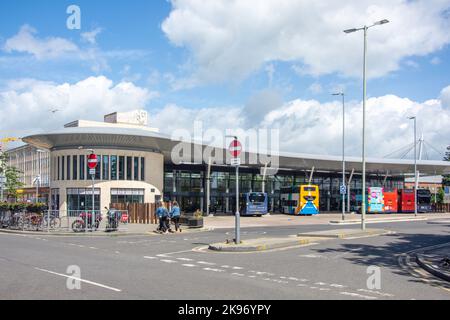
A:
[[170, 201, 182, 232], [156, 201, 169, 234]]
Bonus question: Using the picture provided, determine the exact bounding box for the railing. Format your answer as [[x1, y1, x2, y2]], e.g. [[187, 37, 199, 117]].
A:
[[0, 209, 128, 233]]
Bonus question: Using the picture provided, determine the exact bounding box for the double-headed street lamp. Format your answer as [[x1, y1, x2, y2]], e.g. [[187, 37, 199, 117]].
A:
[[344, 19, 390, 231], [332, 92, 346, 221], [409, 116, 418, 217]]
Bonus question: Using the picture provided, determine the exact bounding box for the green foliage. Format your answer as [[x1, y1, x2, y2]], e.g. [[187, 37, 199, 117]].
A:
[[0, 202, 46, 213], [4, 166, 24, 200], [431, 188, 444, 204], [443, 146, 450, 187]]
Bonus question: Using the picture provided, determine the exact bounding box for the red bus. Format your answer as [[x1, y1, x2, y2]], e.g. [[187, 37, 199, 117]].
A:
[[384, 189, 399, 213], [399, 189, 415, 213]]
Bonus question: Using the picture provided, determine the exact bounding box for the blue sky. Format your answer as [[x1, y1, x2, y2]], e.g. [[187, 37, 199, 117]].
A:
[[1, 0, 449, 158]]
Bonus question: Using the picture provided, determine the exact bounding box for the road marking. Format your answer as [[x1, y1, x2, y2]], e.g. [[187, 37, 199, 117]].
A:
[[160, 259, 177, 264], [177, 258, 194, 261], [34, 267, 121, 292], [203, 268, 225, 273], [156, 250, 193, 257], [197, 261, 216, 266], [231, 266, 243, 270], [231, 273, 245, 277], [182, 264, 197, 268], [143, 256, 158, 260], [357, 289, 394, 297], [340, 292, 377, 300], [89, 247, 98, 250], [330, 284, 347, 288]]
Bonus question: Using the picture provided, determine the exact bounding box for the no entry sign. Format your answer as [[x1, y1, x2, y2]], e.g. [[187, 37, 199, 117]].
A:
[[229, 140, 242, 158], [87, 153, 98, 169]]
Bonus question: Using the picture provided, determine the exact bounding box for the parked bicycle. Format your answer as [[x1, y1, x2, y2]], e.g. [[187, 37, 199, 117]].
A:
[[72, 212, 102, 233], [42, 212, 61, 229], [105, 207, 121, 232]]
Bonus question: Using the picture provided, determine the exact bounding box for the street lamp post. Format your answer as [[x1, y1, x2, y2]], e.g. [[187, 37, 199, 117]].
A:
[[344, 19, 389, 230], [333, 92, 346, 221], [35, 149, 46, 204], [409, 116, 418, 217]]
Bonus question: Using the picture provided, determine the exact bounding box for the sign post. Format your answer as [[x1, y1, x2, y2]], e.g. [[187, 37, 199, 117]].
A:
[[87, 153, 98, 232], [229, 138, 242, 244]]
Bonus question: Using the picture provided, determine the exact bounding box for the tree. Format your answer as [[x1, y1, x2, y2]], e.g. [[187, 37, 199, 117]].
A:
[[1, 152, 24, 201], [443, 146, 450, 187]]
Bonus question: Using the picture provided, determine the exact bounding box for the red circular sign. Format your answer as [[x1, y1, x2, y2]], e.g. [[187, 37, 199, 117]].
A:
[[229, 140, 242, 158], [87, 153, 98, 169]]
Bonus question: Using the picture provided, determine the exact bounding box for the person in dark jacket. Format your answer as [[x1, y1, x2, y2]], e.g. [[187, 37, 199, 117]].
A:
[[169, 201, 182, 232]]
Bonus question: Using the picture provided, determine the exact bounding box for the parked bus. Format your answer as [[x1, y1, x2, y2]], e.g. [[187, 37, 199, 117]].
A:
[[417, 189, 432, 213], [368, 187, 385, 213], [280, 185, 320, 215], [241, 192, 268, 217], [399, 189, 415, 213], [384, 189, 398, 213]]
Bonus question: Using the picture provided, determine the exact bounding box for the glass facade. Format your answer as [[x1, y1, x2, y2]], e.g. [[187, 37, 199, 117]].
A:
[[111, 188, 144, 204], [163, 165, 405, 213], [54, 153, 146, 182], [102, 155, 109, 180], [67, 188, 100, 211]]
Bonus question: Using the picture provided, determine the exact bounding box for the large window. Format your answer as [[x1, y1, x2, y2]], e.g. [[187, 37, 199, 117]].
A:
[[61, 156, 65, 181], [57, 157, 60, 180], [133, 157, 139, 181], [102, 155, 109, 180], [72, 156, 77, 180], [95, 155, 101, 180], [67, 188, 101, 212], [119, 156, 125, 180], [126, 156, 132, 180], [111, 155, 117, 180], [111, 189, 144, 204], [67, 156, 71, 180], [140, 157, 145, 181], [79, 155, 85, 180]]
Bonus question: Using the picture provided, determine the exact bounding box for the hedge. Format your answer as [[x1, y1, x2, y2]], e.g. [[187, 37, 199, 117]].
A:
[[0, 202, 48, 213]]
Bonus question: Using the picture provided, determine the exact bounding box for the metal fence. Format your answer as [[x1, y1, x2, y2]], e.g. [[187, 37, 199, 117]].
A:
[[0, 209, 128, 233]]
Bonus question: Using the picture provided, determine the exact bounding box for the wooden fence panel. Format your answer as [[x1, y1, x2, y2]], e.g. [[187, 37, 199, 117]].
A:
[[110, 203, 156, 224]]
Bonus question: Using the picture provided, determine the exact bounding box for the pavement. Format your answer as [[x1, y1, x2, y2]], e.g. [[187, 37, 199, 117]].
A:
[[414, 243, 450, 282], [1, 219, 450, 299], [209, 229, 391, 252]]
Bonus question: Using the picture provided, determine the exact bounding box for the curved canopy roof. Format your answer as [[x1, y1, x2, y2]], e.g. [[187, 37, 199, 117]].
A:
[[22, 127, 450, 176]]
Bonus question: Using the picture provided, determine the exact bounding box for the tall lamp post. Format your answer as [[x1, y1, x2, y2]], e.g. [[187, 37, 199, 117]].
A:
[[226, 135, 241, 244], [34, 149, 46, 204], [333, 92, 346, 221], [409, 116, 418, 217], [344, 19, 390, 230]]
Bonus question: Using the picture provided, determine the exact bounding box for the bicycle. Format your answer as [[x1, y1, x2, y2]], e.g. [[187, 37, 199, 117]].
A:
[[42, 213, 61, 229]]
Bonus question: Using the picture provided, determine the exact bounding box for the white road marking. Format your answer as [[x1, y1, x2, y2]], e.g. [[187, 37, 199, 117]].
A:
[[177, 258, 194, 261], [340, 292, 378, 300], [357, 289, 394, 297], [197, 261, 216, 266], [89, 247, 98, 250], [231, 273, 245, 277], [182, 264, 197, 268], [330, 284, 347, 288], [156, 250, 193, 257], [231, 266, 243, 270], [34, 267, 121, 292], [143, 256, 158, 260], [160, 259, 177, 264], [203, 268, 225, 273]]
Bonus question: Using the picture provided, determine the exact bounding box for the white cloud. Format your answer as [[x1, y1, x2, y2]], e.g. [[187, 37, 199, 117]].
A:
[[152, 86, 450, 160], [308, 83, 323, 95], [162, 0, 450, 85], [3, 25, 78, 59], [0, 76, 157, 139], [81, 28, 103, 45], [441, 85, 450, 109], [431, 57, 442, 65]]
